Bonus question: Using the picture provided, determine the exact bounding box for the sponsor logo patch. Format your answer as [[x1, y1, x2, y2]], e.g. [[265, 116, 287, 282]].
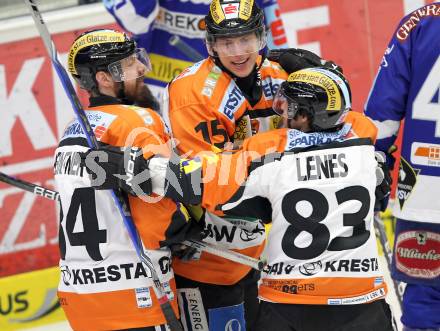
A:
[[328, 288, 386, 305], [155, 7, 206, 38], [262, 279, 315, 295], [411, 142, 440, 168], [219, 82, 245, 121], [396, 4, 440, 41], [395, 230, 440, 279], [396, 157, 420, 209], [135, 287, 152, 308]]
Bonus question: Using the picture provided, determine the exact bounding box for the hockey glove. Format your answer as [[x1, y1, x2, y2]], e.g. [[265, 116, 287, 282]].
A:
[[163, 154, 204, 205], [374, 151, 392, 212], [267, 48, 343, 73], [83, 145, 152, 196]]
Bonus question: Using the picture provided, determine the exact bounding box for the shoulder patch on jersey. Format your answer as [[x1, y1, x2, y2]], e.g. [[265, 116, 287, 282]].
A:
[[219, 80, 245, 121], [261, 77, 283, 100], [61, 111, 117, 141], [201, 65, 222, 97], [173, 60, 205, 82], [285, 124, 351, 151], [125, 106, 155, 126], [262, 58, 283, 71], [396, 4, 440, 41]]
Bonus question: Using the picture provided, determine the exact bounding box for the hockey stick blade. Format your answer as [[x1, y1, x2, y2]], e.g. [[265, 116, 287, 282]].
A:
[[23, 1, 182, 329], [374, 213, 403, 309]]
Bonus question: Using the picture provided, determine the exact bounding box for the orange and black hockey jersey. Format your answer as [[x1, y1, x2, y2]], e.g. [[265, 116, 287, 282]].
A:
[[163, 56, 288, 285], [54, 96, 186, 330], [172, 111, 388, 305]]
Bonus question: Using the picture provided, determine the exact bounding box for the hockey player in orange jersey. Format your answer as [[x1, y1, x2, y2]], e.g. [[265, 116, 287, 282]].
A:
[[85, 67, 396, 330], [54, 29, 194, 330], [152, 68, 396, 331], [160, 0, 288, 329]]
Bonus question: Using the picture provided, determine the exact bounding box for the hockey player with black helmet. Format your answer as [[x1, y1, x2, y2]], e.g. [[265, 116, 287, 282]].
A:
[[156, 68, 395, 331], [162, 1, 287, 330], [160, 1, 343, 330], [78, 67, 393, 330], [68, 28, 159, 110], [55, 29, 191, 330]]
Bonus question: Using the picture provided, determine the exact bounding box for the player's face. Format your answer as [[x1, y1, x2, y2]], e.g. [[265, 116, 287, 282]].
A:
[[214, 33, 260, 77], [117, 55, 149, 102]]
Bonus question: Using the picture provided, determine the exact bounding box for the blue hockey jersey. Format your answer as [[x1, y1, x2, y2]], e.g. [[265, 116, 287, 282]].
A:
[[103, 0, 288, 98], [364, 3, 440, 224]]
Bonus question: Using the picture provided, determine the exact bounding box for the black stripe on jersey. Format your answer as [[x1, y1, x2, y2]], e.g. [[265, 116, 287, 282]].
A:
[[247, 137, 373, 175], [58, 136, 90, 148], [58, 137, 112, 149], [248, 107, 277, 119], [217, 191, 273, 223], [286, 137, 373, 154]]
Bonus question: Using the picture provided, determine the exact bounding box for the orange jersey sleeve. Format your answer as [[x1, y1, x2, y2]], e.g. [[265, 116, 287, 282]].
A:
[[345, 111, 378, 143], [94, 104, 190, 251]]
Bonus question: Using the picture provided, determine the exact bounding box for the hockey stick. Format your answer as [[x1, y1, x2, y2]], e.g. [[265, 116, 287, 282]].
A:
[[0, 170, 264, 270], [0, 172, 60, 202], [23, 1, 182, 329], [374, 213, 403, 309], [183, 240, 265, 271], [169, 35, 204, 62]]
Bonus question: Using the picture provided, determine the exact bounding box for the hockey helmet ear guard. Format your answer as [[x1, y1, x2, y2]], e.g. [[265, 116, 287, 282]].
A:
[[67, 29, 151, 90], [205, 0, 266, 57], [273, 67, 352, 131]]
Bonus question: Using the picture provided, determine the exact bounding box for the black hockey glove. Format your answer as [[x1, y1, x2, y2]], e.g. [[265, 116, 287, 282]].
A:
[[164, 154, 204, 205], [267, 48, 343, 74], [83, 145, 152, 196], [374, 151, 392, 212]]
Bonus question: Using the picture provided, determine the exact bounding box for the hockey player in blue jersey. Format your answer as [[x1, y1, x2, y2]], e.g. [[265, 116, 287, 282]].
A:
[[103, 0, 288, 100], [364, 3, 440, 331]]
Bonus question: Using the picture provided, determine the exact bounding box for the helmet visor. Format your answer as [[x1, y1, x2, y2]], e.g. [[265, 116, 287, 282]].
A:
[[206, 29, 266, 57], [272, 86, 299, 119], [107, 48, 151, 82]]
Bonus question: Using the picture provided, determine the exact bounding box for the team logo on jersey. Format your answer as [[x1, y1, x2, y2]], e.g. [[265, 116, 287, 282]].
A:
[[396, 156, 420, 210], [395, 230, 440, 279], [411, 142, 440, 168], [233, 115, 251, 141], [239, 223, 265, 242], [60, 265, 72, 286], [298, 261, 323, 276], [380, 44, 395, 68]]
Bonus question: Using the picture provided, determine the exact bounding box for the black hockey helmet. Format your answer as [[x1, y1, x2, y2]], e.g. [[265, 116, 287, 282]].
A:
[[273, 67, 352, 131], [67, 29, 150, 91], [205, 0, 266, 57]]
